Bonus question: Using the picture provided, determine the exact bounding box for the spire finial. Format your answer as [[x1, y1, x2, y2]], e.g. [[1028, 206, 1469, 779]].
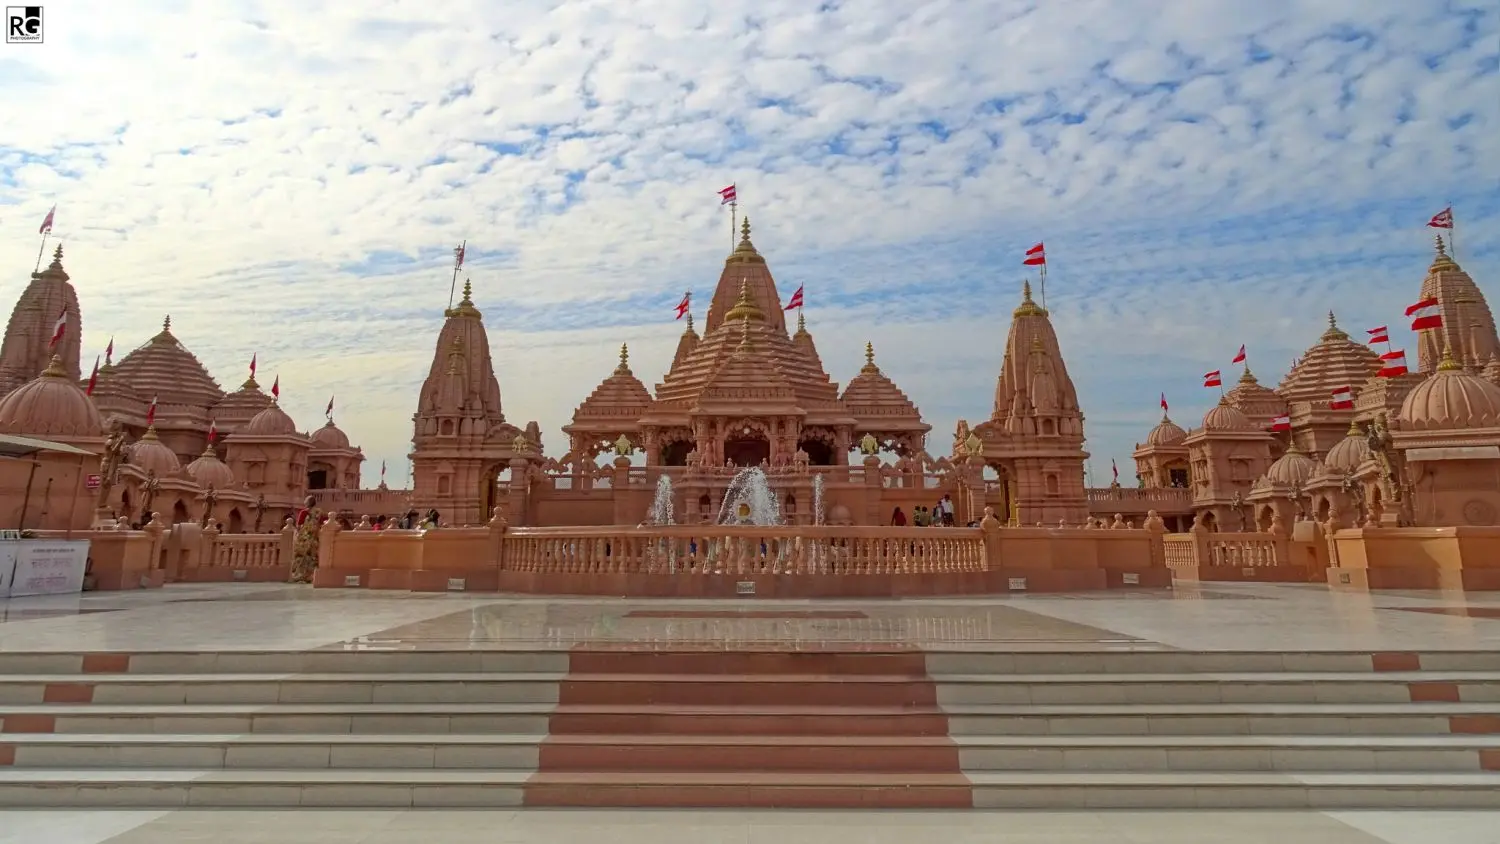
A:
[[865, 341, 876, 367], [163, 315, 171, 332], [1013, 279, 1046, 317], [723, 277, 764, 323], [1436, 233, 1448, 255], [796, 309, 806, 333], [685, 312, 695, 332], [1022, 279, 1033, 302], [49, 244, 63, 268], [43, 355, 66, 377], [738, 312, 753, 350], [740, 216, 751, 242], [1328, 310, 1337, 329], [615, 343, 630, 374], [1438, 342, 1462, 372], [461, 278, 473, 305]]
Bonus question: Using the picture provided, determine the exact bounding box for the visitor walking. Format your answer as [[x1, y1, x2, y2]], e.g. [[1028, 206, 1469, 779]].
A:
[[288, 495, 321, 583]]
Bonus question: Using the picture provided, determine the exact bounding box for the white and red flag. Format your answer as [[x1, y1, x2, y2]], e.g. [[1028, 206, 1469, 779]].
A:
[[1269, 414, 1292, 432], [1378, 350, 1409, 378], [1367, 325, 1389, 345], [326, 396, 335, 419], [1023, 242, 1046, 266], [674, 291, 691, 320], [208, 420, 218, 443], [1407, 297, 1442, 331], [1204, 370, 1222, 388], [1232, 344, 1247, 364], [454, 242, 465, 270], [86, 357, 99, 396], [1159, 393, 1168, 413], [47, 308, 66, 348], [1330, 386, 1355, 410], [249, 353, 257, 379], [1428, 207, 1454, 229], [784, 284, 804, 310], [271, 375, 280, 400], [718, 184, 737, 205], [145, 394, 158, 427], [1111, 459, 1119, 483], [39, 205, 55, 235]]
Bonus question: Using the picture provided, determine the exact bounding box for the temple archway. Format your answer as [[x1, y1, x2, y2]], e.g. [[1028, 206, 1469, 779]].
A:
[[227, 508, 243, 534], [1257, 505, 1275, 532], [307, 461, 334, 490], [661, 440, 694, 466], [796, 437, 835, 465], [480, 462, 510, 523], [724, 432, 769, 467], [171, 499, 190, 525]]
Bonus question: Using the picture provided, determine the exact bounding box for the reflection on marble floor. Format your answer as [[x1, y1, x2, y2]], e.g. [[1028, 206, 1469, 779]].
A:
[[4, 809, 1500, 844], [4, 581, 1500, 653]]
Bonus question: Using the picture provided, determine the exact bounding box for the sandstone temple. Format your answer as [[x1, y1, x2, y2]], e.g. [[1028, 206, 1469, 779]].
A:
[[0, 220, 1496, 594]]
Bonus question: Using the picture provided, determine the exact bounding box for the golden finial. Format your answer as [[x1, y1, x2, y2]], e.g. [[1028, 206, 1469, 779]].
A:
[[796, 310, 806, 334], [738, 313, 753, 350], [42, 355, 66, 377], [1347, 418, 1362, 436], [740, 217, 751, 242], [684, 312, 695, 333], [1239, 366, 1257, 384], [447, 279, 482, 318], [615, 343, 630, 375], [1320, 310, 1348, 342], [163, 315, 171, 332], [1438, 342, 1462, 372], [1432, 234, 1458, 271], [862, 341, 879, 373], [1013, 279, 1045, 318], [724, 277, 764, 323]]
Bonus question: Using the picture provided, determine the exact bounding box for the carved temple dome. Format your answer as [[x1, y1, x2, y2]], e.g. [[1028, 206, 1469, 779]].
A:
[[1145, 414, 1187, 446], [212, 377, 273, 428], [1398, 349, 1500, 431], [243, 403, 299, 436], [1277, 312, 1382, 404], [109, 316, 225, 408], [0, 355, 105, 438], [1263, 446, 1317, 486], [1201, 399, 1257, 432], [311, 419, 351, 449], [838, 343, 928, 433], [1224, 367, 1287, 417], [568, 344, 653, 428], [185, 444, 234, 488], [1322, 421, 1372, 473], [129, 426, 182, 476]]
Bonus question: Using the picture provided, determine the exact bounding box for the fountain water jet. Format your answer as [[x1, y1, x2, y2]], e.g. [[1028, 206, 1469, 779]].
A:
[[716, 467, 782, 525], [649, 475, 675, 525]]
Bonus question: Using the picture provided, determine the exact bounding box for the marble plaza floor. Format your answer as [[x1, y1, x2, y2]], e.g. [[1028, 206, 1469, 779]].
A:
[[3, 581, 1500, 841]]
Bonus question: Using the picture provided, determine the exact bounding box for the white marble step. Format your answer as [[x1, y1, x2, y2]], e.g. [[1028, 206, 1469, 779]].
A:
[[4, 732, 1498, 772], [3, 767, 1498, 809]]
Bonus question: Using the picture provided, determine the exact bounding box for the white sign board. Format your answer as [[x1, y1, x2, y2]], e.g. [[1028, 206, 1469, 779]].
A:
[[0, 542, 17, 599], [7, 540, 90, 598]]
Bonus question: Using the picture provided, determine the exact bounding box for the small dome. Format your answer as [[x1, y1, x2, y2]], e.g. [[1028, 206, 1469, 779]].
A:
[[130, 426, 181, 476], [1146, 414, 1186, 446], [185, 445, 234, 489], [311, 420, 350, 449], [1398, 349, 1500, 431], [1323, 421, 1371, 473], [1202, 400, 1256, 432], [0, 356, 105, 439], [1263, 447, 1316, 486], [243, 403, 298, 435]]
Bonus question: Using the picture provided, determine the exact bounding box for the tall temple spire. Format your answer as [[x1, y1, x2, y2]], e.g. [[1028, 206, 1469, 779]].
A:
[[1417, 230, 1497, 372], [0, 238, 83, 396]]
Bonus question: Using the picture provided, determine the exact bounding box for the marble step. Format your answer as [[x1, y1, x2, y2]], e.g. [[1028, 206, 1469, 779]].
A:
[[6, 701, 1500, 736], [6, 650, 1500, 677], [13, 732, 1489, 773], [4, 670, 1498, 706], [6, 768, 1496, 809]]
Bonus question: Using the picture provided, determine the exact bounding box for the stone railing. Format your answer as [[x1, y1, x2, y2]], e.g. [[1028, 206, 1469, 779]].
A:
[[501, 525, 988, 576], [211, 530, 293, 570], [1087, 487, 1192, 512], [1164, 516, 1307, 582], [168, 520, 296, 583], [1162, 534, 1197, 570]]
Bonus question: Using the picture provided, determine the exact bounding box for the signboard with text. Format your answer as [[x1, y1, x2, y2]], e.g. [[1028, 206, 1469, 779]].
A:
[[6, 539, 89, 598]]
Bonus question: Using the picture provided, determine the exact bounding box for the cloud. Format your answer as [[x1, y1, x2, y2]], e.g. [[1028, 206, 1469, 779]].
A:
[[0, 0, 1496, 487]]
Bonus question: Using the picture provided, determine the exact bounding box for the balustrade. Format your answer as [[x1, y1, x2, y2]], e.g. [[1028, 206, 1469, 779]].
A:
[[210, 533, 287, 569]]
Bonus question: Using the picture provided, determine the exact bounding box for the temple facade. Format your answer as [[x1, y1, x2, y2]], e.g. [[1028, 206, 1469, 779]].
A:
[[1130, 236, 1500, 532]]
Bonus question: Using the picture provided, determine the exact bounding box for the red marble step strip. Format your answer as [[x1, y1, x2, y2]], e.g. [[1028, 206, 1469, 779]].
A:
[[537, 737, 961, 773], [1409, 682, 1461, 703], [42, 683, 95, 704], [567, 649, 929, 677], [1450, 716, 1500, 734], [1480, 749, 1500, 770], [81, 654, 132, 674], [557, 678, 938, 708], [547, 708, 952, 737], [0, 743, 13, 765], [1372, 652, 1422, 672], [0, 715, 55, 734]]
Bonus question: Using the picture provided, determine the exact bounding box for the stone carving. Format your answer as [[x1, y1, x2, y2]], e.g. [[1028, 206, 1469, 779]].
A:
[[1364, 414, 1402, 502], [96, 419, 127, 508], [1462, 499, 1497, 526], [964, 432, 983, 456], [953, 419, 970, 454], [614, 434, 634, 456], [858, 432, 879, 456]]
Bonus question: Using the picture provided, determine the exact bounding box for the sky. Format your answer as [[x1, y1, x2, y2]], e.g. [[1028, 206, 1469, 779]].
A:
[[1, 0, 1496, 488]]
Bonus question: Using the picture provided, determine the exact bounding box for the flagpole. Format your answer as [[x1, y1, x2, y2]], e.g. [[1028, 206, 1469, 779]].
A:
[[1450, 204, 1457, 261], [447, 240, 465, 310], [730, 200, 737, 252], [1039, 262, 1047, 312], [32, 231, 49, 274]]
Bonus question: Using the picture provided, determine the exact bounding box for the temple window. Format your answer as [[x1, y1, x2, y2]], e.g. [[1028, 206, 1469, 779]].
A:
[[307, 469, 329, 490], [1041, 419, 1056, 436], [1169, 468, 1189, 488], [661, 440, 693, 466], [1045, 474, 1059, 495], [438, 476, 451, 495], [440, 419, 455, 436], [796, 438, 835, 466]]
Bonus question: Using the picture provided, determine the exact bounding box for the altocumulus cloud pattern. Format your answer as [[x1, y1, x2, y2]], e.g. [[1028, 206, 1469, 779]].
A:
[[0, 0, 1495, 483]]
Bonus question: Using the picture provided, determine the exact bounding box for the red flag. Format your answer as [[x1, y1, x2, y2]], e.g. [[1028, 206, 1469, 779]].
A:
[[1330, 386, 1354, 410], [47, 308, 66, 348], [674, 291, 691, 320], [1232, 344, 1247, 364], [454, 242, 466, 269], [1023, 242, 1046, 266], [1269, 414, 1291, 433], [145, 394, 158, 427], [249, 353, 257, 378], [207, 420, 218, 443], [39, 205, 55, 235], [1159, 393, 1168, 413], [1367, 325, 1389, 345], [326, 395, 335, 419], [271, 375, 280, 399], [1111, 459, 1119, 483], [85, 356, 99, 396], [784, 285, 804, 310], [1203, 370, 1222, 388], [1406, 297, 1442, 331], [1378, 350, 1409, 378], [380, 460, 387, 481], [1428, 207, 1454, 229], [105, 336, 114, 361], [718, 184, 737, 205]]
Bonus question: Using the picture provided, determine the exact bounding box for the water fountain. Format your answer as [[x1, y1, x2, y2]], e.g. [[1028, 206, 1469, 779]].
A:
[[715, 467, 782, 525], [649, 475, 675, 525], [812, 474, 826, 527]]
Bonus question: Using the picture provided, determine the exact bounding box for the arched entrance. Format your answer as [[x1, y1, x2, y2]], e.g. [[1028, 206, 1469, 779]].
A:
[[171, 500, 190, 526], [661, 440, 694, 466], [480, 463, 514, 523], [724, 433, 769, 467], [796, 437, 835, 465], [227, 508, 244, 533]]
